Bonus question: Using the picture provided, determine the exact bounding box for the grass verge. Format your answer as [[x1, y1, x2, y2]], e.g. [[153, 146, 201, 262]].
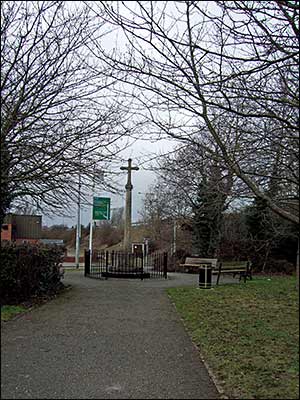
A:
[[1, 283, 70, 322], [167, 276, 299, 399], [1, 305, 28, 321]]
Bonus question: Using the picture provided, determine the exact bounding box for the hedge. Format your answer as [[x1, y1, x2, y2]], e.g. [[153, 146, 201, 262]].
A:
[[0, 243, 65, 305]]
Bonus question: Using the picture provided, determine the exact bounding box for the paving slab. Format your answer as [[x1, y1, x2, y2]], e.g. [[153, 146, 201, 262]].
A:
[[1, 271, 223, 399]]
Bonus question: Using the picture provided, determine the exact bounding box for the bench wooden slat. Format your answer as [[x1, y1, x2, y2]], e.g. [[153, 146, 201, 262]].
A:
[[183, 263, 219, 267], [219, 268, 246, 271], [180, 257, 252, 285], [181, 258, 218, 268], [221, 263, 248, 268], [215, 261, 252, 285]]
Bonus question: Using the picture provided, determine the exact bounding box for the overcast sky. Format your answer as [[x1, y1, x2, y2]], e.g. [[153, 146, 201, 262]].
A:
[[42, 1, 182, 228], [43, 136, 177, 227]]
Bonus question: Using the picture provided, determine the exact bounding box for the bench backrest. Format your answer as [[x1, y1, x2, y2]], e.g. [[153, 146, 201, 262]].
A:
[[220, 260, 251, 270], [185, 257, 218, 268]]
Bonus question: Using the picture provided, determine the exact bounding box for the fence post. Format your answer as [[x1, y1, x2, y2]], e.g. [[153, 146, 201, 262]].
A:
[[105, 251, 109, 280], [141, 253, 144, 281], [111, 250, 114, 267], [84, 249, 90, 277], [163, 252, 168, 279]]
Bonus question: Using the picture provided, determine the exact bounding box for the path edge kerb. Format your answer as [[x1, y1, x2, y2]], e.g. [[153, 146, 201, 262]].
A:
[[167, 293, 228, 399], [1, 284, 73, 324]]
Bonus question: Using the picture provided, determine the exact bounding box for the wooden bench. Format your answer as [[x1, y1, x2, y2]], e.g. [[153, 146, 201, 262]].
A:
[[180, 257, 252, 285], [214, 261, 252, 285], [180, 257, 218, 273]]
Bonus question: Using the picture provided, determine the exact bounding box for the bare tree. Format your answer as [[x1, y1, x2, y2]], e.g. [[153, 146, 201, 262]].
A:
[[0, 1, 131, 224], [110, 206, 124, 227], [88, 0, 299, 225], [145, 141, 233, 255]]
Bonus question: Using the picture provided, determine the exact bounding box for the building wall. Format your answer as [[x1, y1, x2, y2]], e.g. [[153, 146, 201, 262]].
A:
[[15, 238, 40, 245], [14, 215, 42, 239], [1, 223, 13, 241], [1, 214, 42, 243]]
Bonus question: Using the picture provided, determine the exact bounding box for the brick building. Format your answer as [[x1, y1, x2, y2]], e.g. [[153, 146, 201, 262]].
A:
[[1, 214, 42, 244]]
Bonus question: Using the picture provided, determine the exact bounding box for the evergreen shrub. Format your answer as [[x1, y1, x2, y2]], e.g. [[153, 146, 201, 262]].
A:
[[0, 243, 64, 305]]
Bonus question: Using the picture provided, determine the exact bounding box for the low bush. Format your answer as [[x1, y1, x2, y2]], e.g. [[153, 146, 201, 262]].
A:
[[218, 238, 297, 274], [263, 258, 296, 274], [0, 243, 64, 305]]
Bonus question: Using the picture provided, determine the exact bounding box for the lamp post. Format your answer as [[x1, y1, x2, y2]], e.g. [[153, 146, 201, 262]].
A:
[[75, 143, 83, 269], [75, 171, 81, 269], [88, 165, 98, 267]]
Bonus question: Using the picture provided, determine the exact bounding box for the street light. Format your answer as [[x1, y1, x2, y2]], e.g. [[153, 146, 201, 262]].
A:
[[75, 166, 82, 269]]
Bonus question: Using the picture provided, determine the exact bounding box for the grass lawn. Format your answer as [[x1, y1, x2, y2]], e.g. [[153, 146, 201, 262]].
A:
[[1, 305, 28, 321], [167, 276, 299, 399]]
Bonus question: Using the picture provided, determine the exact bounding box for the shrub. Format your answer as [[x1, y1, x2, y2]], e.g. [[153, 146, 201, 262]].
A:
[[263, 258, 295, 275], [0, 243, 64, 305]]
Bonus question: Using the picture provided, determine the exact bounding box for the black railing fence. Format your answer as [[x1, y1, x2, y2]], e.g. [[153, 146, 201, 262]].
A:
[[84, 250, 168, 280]]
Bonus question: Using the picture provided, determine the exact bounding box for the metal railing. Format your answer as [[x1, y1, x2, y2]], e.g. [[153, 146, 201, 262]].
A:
[[84, 250, 167, 280]]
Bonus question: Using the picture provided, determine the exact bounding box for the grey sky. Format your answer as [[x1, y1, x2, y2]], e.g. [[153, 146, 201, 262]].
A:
[[42, 137, 177, 227]]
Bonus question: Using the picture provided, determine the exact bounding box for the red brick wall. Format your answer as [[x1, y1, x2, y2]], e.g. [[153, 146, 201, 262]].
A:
[[1, 224, 12, 241], [15, 239, 40, 245], [1, 224, 40, 244], [63, 256, 84, 263]]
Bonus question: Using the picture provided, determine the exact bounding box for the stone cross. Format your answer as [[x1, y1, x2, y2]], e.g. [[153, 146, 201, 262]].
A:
[[120, 158, 139, 252]]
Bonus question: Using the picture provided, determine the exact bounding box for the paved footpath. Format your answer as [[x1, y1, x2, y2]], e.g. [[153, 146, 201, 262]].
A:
[[1, 271, 220, 399]]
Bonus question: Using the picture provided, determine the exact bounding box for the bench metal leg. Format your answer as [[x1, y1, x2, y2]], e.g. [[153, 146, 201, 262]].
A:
[[241, 272, 251, 283]]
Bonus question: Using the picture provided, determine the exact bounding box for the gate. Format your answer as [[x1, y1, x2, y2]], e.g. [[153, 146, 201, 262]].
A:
[[84, 250, 168, 280]]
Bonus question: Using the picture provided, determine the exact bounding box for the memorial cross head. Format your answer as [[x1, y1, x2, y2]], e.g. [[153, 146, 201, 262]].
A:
[[120, 158, 139, 190]]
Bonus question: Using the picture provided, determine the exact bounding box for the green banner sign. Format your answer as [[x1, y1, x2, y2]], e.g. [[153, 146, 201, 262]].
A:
[[93, 197, 111, 220]]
